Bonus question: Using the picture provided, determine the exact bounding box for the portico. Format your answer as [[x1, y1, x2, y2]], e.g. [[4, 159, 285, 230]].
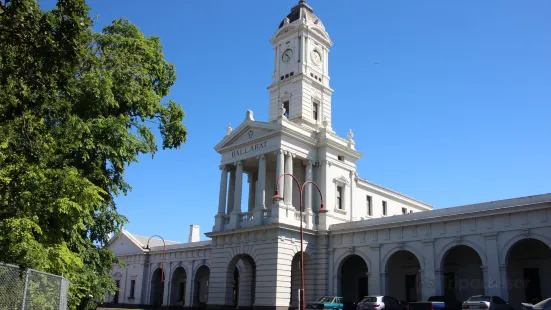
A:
[[214, 124, 321, 232]]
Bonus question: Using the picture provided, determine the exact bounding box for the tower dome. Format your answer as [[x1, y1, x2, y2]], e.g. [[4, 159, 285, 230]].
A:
[[278, 0, 327, 33]]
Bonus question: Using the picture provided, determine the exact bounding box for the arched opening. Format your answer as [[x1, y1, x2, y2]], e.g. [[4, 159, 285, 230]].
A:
[[170, 267, 187, 306], [506, 238, 551, 308], [150, 268, 165, 307], [227, 254, 256, 308], [386, 250, 421, 303], [194, 265, 210, 308], [441, 245, 484, 301], [339, 255, 369, 307], [290, 252, 315, 307]]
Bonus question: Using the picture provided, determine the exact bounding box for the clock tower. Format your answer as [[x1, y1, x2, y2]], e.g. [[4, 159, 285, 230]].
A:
[[268, 0, 334, 130]]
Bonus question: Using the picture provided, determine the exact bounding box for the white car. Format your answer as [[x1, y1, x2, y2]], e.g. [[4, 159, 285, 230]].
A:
[[522, 297, 551, 310], [462, 296, 513, 310]]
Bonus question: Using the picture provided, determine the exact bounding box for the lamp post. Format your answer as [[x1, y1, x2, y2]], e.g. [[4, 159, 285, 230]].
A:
[[272, 173, 325, 310], [143, 235, 167, 306]]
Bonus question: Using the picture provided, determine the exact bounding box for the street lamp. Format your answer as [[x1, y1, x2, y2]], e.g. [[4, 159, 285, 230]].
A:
[[272, 173, 325, 310], [143, 234, 167, 307]]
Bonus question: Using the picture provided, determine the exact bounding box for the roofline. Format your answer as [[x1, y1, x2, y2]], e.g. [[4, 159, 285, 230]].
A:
[[356, 177, 433, 210], [330, 193, 551, 233]]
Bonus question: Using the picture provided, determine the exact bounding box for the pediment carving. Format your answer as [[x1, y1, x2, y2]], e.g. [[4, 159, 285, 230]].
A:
[[215, 121, 278, 152]]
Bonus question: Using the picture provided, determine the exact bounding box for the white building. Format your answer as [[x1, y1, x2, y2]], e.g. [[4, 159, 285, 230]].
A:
[[106, 1, 551, 309]]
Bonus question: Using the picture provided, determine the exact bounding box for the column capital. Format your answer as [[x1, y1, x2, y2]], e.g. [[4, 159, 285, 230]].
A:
[[234, 160, 243, 167], [257, 153, 266, 160], [274, 149, 284, 156], [422, 239, 435, 246], [484, 232, 498, 240]]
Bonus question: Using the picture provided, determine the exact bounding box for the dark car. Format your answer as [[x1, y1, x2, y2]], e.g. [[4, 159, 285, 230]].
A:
[[409, 296, 462, 310]]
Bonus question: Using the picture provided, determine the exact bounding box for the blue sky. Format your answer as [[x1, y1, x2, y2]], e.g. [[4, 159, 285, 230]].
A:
[[41, 0, 551, 242]]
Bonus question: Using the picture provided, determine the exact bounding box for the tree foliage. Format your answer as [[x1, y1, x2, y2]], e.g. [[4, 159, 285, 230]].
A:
[[0, 0, 187, 308]]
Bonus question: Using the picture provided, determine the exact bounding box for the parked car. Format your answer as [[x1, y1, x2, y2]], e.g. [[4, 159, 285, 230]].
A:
[[307, 296, 344, 310], [357, 295, 406, 310], [408, 296, 462, 310], [522, 297, 551, 310], [462, 295, 513, 310]]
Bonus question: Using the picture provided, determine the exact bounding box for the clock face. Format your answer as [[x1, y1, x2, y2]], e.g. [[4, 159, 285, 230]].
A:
[[282, 49, 293, 63], [312, 50, 322, 65]]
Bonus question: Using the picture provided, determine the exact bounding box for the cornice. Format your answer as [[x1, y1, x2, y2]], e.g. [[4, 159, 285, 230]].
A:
[[329, 200, 551, 235], [205, 222, 319, 238]]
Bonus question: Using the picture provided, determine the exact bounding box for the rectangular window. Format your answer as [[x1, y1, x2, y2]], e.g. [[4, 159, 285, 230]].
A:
[[130, 280, 136, 298], [283, 100, 290, 118], [336, 186, 343, 210], [382, 201, 387, 215], [366, 196, 372, 216], [402, 207, 407, 214], [313, 102, 319, 121]]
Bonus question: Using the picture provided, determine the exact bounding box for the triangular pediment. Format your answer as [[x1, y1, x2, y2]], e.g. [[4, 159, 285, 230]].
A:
[[215, 120, 279, 152], [333, 175, 350, 185]]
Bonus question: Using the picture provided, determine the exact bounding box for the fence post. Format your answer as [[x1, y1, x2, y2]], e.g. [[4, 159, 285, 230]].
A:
[[21, 269, 30, 310]]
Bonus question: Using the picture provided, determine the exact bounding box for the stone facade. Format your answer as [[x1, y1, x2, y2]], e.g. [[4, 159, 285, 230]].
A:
[[105, 1, 551, 309]]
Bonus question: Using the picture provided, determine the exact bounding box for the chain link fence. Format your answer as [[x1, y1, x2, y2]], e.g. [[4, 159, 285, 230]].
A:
[[0, 263, 70, 310]]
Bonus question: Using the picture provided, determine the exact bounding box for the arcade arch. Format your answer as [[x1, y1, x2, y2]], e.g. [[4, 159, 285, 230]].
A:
[[194, 265, 210, 307], [290, 252, 314, 307], [150, 268, 164, 307], [506, 238, 551, 308], [385, 250, 422, 303], [338, 254, 369, 305], [440, 245, 485, 301], [227, 254, 256, 308], [170, 267, 187, 306]]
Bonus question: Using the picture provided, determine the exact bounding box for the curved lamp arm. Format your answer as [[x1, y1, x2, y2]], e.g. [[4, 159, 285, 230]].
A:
[[145, 235, 166, 283], [272, 173, 303, 201], [301, 181, 326, 211]]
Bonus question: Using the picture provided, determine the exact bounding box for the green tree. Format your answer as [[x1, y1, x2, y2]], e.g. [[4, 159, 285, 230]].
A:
[[0, 0, 187, 308]]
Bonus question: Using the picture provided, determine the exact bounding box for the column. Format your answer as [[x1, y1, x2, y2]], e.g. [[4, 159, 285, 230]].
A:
[[253, 154, 267, 225], [499, 264, 508, 299], [304, 161, 313, 211], [217, 165, 228, 214], [233, 161, 243, 214], [284, 151, 293, 206], [484, 233, 501, 296], [255, 154, 266, 210], [247, 173, 256, 212], [350, 171, 356, 221], [275, 150, 284, 196], [162, 262, 172, 306], [227, 168, 236, 214], [228, 161, 243, 230], [421, 240, 437, 300], [369, 245, 382, 295]]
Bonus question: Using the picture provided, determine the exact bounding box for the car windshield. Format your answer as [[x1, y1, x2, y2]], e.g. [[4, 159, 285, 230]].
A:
[[533, 298, 551, 308], [428, 297, 447, 302], [362, 297, 378, 302], [468, 296, 490, 302], [317, 297, 334, 303]]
